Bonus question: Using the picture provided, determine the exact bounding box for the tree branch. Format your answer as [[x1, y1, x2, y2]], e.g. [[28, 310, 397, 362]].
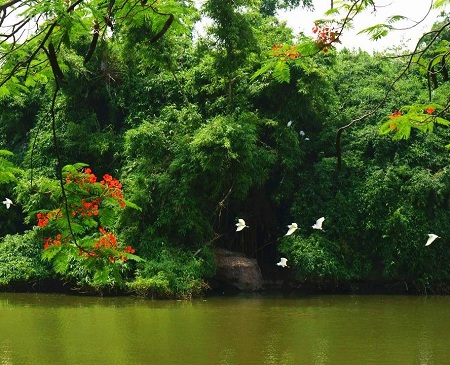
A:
[[0, 0, 22, 12], [84, 19, 100, 64]]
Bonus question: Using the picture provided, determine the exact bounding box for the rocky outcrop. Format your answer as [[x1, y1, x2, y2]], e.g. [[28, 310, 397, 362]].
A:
[[211, 248, 263, 291]]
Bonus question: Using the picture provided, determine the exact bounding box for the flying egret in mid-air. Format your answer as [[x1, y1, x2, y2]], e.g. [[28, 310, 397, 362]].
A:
[[277, 258, 288, 268], [285, 223, 298, 236], [236, 218, 249, 232], [312, 217, 325, 230], [2, 198, 13, 209], [425, 234, 440, 246]]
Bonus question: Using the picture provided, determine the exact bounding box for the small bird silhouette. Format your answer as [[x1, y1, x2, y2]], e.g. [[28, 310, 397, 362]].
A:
[[277, 257, 288, 268], [2, 198, 13, 209], [236, 218, 249, 232], [425, 233, 440, 246], [285, 223, 298, 236], [312, 217, 325, 230]]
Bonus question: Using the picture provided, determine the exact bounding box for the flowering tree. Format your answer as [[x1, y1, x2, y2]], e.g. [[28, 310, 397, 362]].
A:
[[36, 163, 141, 286]]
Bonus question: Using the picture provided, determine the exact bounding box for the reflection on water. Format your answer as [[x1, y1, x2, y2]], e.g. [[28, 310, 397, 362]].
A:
[[1, 293, 450, 364]]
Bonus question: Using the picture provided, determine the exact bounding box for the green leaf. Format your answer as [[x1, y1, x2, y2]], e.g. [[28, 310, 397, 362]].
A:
[[62, 163, 89, 175], [433, 0, 450, 8], [99, 208, 116, 228], [122, 253, 145, 262], [358, 24, 391, 40], [250, 60, 276, 81], [53, 250, 71, 274], [386, 15, 407, 24], [273, 61, 290, 83], [93, 268, 111, 284], [123, 199, 142, 211], [0, 85, 11, 99], [0, 150, 14, 157], [435, 117, 450, 126], [42, 244, 63, 261], [379, 121, 395, 135]]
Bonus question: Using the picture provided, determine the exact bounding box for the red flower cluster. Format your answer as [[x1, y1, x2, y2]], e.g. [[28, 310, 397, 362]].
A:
[[426, 107, 435, 115], [100, 174, 125, 207], [390, 110, 402, 119], [82, 250, 98, 258], [37, 211, 62, 228], [93, 227, 118, 250], [71, 199, 100, 217], [389, 110, 402, 131], [43, 234, 62, 250], [37, 212, 50, 228], [312, 22, 339, 52], [90, 227, 135, 262], [270, 44, 300, 60], [120, 245, 136, 261], [66, 167, 97, 185]]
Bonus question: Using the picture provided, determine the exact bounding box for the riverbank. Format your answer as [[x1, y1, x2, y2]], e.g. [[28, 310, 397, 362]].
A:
[[2, 277, 450, 298]]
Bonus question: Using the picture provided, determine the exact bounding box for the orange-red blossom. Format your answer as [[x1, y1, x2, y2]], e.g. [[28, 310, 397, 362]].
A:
[[270, 44, 300, 60], [312, 22, 339, 53], [43, 234, 62, 250], [389, 109, 402, 131]]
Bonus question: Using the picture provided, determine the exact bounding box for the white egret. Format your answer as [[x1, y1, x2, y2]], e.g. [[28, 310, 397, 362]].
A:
[[299, 130, 305, 137], [277, 257, 288, 268], [425, 234, 440, 246], [285, 223, 298, 236], [236, 218, 249, 232], [312, 217, 325, 230], [287, 120, 293, 127], [2, 198, 13, 209]]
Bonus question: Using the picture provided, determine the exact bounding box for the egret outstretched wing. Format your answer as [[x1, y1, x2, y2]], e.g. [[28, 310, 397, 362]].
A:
[[425, 233, 440, 246], [277, 258, 288, 268], [236, 218, 248, 232], [2, 198, 13, 209], [285, 223, 298, 236], [312, 217, 325, 230]]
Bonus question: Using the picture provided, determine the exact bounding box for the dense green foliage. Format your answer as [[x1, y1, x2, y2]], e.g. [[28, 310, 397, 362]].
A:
[[0, 230, 52, 287], [2, 0, 450, 296]]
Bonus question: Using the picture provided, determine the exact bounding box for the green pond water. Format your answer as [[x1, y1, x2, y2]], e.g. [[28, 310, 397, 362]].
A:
[[1, 292, 449, 364]]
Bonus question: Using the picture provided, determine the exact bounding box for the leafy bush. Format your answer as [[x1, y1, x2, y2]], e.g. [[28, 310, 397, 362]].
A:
[[127, 245, 215, 299], [279, 234, 369, 285], [0, 230, 52, 287]]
